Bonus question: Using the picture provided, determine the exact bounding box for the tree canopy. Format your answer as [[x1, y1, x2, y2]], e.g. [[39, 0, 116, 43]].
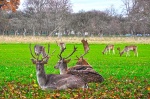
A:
[[0, 0, 20, 12]]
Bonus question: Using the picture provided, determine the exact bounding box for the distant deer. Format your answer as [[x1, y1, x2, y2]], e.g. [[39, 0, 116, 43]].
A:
[[56, 41, 66, 51], [29, 44, 87, 90], [54, 46, 104, 84], [34, 44, 49, 58], [102, 44, 115, 55], [117, 45, 138, 57], [76, 39, 91, 66]]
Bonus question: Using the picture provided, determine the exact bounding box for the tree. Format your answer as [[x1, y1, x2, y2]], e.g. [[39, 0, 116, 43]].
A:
[[0, 0, 20, 12]]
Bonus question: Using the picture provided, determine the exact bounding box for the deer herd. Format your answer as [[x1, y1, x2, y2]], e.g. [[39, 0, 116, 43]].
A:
[[102, 44, 138, 57], [29, 39, 138, 90]]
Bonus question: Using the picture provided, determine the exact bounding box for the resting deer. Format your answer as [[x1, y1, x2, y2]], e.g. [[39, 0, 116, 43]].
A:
[[56, 41, 66, 51], [29, 44, 87, 90], [54, 46, 104, 84], [117, 45, 138, 57], [102, 44, 115, 55]]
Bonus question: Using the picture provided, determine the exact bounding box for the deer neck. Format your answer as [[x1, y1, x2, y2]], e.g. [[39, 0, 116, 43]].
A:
[[36, 65, 47, 87], [120, 49, 125, 56], [59, 63, 68, 74], [103, 48, 106, 52]]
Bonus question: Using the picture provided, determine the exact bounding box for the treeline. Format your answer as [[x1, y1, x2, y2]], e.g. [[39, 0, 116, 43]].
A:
[[0, 0, 150, 37]]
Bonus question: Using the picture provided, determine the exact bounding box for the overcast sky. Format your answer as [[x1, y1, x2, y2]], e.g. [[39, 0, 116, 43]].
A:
[[71, 0, 124, 13], [19, 0, 124, 13]]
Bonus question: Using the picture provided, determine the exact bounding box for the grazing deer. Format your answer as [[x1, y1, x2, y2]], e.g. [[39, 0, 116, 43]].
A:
[[117, 45, 138, 57], [102, 44, 115, 55], [56, 41, 66, 51], [29, 44, 87, 90], [54, 46, 104, 84], [34, 44, 49, 58], [76, 39, 91, 66]]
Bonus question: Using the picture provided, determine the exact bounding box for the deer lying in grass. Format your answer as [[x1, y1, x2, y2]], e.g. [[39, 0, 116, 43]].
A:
[[29, 44, 87, 90], [102, 44, 115, 55], [117, 45, 138, 57], [54, 46, 104, 84]]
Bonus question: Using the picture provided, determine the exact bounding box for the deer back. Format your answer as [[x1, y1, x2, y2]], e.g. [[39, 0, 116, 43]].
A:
[[67, 70, 104, 83]]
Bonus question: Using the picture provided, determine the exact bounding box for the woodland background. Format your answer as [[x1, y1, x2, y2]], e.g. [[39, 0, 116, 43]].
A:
[[0, 0, 150, 37]]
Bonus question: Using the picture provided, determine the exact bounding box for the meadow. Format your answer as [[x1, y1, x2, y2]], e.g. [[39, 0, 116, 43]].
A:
[[0, 36, 150, 98]]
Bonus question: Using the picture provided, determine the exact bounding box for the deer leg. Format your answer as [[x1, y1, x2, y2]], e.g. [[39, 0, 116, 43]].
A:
[[126, 52, 128, 57], [105, 50, 107, 55], [128, 51, 130, 56], [108, 49, 110, 54], [113, 49, 115, 54], [136, 52, 138, 57], [135, 51, 138, 57]]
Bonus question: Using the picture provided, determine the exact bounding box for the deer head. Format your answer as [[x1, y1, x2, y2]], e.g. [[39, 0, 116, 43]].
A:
[[75, 56, 90, 65], [117, 47, 122, 56], [55, 46, 77, 73]]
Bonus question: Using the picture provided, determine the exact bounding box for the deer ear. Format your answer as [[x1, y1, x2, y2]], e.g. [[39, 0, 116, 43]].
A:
[[64, 59, 71, 63], [31, 59, 36, 64]]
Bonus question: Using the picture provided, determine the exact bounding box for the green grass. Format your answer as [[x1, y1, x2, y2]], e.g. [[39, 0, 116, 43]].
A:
[[0, 43, 150, 98]]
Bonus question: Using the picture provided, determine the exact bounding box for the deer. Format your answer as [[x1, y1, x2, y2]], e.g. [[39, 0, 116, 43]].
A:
[[117, 45, 138, 57], [54, 46, 104, 84], [34, 44, 49, 58], [75, 39, 90, 66], [56, 41, 66, 51], [102, 44, 115, 55], [29, 44, 87, 90]]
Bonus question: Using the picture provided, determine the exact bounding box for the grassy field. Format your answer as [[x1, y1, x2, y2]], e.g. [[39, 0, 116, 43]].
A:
[[0, 36, 150, 98]]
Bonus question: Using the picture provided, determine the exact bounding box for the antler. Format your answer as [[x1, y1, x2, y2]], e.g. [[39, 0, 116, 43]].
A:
[[58, 47, 66, 60], [29, 44, 37, 59], [58, 46, 77, 59], [64, 46, 77, 59], [42, 44, 50, 60]]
